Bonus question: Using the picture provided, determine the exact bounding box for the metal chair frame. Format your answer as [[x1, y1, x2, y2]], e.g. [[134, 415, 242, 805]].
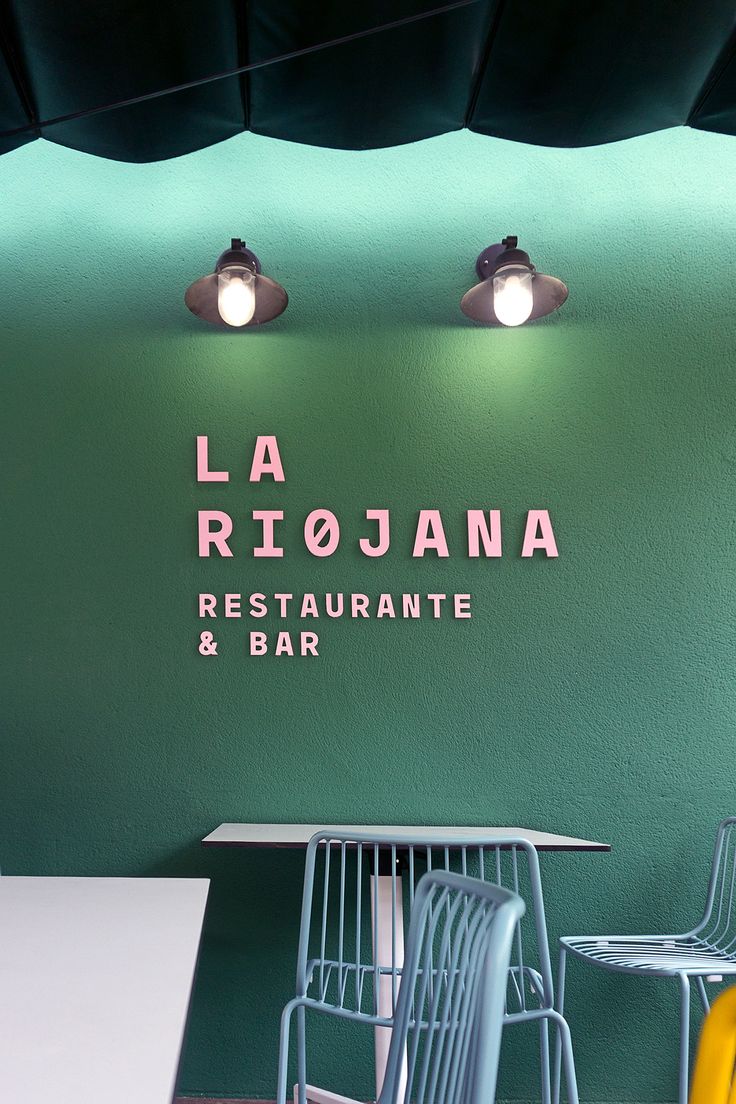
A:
[[278, 830, 579, 1104], [278, 870, 524, 1104], [555, 817, 736, 1104]]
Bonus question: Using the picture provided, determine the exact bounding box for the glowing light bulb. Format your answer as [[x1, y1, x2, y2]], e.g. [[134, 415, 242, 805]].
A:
[[492, 265, 534, 327], [217, 266, 256, 327]]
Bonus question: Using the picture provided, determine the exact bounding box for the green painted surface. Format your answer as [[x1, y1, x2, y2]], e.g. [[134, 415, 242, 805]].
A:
[[1, 126, 735, 1103]]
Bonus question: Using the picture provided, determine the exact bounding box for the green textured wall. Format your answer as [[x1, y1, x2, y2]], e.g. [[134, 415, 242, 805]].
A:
[[1, 126, 735, 1103]]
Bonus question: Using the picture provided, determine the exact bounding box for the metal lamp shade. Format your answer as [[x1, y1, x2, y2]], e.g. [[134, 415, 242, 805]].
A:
[[461, 272, 568, 325], [185, 272, 288, 327]]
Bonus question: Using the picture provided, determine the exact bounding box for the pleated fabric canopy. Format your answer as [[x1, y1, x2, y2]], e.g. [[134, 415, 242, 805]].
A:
[[1, 0, 735, 163]]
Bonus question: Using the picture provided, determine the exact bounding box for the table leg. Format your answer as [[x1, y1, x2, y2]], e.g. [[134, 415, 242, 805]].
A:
[[370, 871, 408, 1102]]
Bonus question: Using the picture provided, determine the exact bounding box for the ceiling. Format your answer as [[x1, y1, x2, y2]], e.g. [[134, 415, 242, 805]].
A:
[[1, 1, 735, 163]]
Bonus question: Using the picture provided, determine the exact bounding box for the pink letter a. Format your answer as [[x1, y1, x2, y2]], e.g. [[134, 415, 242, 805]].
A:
[[249, 436, 285, 482], [413, 510, 449, 558], [521, 510, 559, 558]]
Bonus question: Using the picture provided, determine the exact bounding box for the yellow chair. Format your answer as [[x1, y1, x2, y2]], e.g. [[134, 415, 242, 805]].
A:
[[690, 987, 736, 1104]]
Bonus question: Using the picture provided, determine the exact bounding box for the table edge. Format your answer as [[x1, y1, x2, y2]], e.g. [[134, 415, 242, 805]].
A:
[[201, 838, 611, 853]]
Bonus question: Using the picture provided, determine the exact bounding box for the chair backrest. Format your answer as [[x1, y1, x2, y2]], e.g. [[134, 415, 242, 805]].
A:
[[689, 985, 736, 1104], [694, 817, 736, 948], [379, 870, 524, 1104], [295, 831, 553, 1018]]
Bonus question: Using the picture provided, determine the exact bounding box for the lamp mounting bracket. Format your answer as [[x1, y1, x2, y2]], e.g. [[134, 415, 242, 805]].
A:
[[475, 237, 533, 280], [475, 242, 511, 280], [215, 238, 262, 274]]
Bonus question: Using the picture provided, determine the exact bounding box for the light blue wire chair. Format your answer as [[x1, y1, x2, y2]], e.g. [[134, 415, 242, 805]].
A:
[[555, 816, 736, 1104], [279, 831, 579, 1104], [278, 869, 524, 1104]]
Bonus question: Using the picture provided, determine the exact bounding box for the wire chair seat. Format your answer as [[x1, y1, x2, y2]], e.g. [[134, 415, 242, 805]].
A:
[[305, 957, 549, 1018], [562, 934, 736, 977]]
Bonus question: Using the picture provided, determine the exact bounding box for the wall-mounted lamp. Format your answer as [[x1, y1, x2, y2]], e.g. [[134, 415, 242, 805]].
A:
[[460, 236, 568, 327], [185, 239, 288, 328]]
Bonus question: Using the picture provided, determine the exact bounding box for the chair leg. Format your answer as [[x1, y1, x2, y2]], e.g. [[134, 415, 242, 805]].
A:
[[695, 976, 710, 1014], [552, 945, 567, 1104], [279, 1000, 300, 1104], [296, 1003, 307, 1104], [679, 974, 691, 1104], [549, 1009, 579, 1104], [540, 1017, 551, 1104]]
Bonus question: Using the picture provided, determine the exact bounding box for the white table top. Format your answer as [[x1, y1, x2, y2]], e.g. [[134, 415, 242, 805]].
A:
[[202, 823, 610, 851], [0, 877, 209, 1104]]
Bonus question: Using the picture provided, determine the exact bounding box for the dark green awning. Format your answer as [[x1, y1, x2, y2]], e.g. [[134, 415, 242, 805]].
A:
[[1, 1, 735, 163]]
